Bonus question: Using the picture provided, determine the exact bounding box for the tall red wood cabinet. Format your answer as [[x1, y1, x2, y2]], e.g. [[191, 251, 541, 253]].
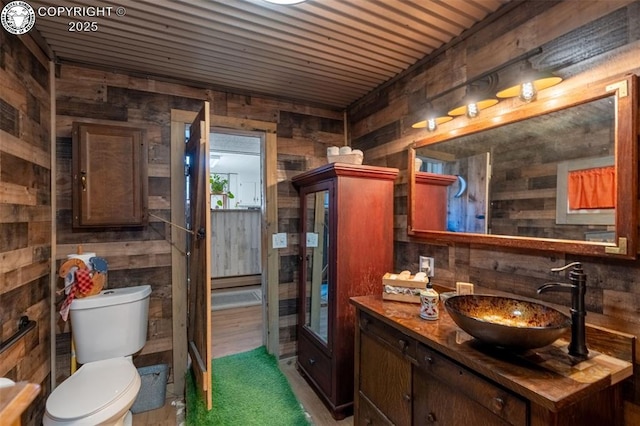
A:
[[292, 163, 398, 419]]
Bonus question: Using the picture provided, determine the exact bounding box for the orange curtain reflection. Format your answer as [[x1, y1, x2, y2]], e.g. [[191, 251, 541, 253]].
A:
[[568, 166, 615, 210]]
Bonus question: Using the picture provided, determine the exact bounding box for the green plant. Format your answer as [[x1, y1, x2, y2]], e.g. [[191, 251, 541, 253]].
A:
[[210, 174, 235, 207]]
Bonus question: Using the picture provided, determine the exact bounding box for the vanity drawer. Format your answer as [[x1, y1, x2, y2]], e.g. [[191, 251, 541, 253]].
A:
[[360, 312, 417, 361], [416, 343, 527, 426], [297, 335, 332, 398], [357, 392, 393, 426]]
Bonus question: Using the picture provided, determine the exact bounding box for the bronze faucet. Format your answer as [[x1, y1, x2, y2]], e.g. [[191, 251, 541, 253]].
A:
[[537, 262, 589, 358]]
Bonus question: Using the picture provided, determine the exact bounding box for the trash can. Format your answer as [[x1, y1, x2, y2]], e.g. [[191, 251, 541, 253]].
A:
[[131, 364, 169, 414]]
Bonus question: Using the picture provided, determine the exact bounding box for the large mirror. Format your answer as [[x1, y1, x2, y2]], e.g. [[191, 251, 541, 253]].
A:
[[408, 75, 637, 258], [303, 190, 330, 343]]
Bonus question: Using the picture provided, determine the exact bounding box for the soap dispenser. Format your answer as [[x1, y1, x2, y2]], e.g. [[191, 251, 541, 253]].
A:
[[420, 279, 439, 320]]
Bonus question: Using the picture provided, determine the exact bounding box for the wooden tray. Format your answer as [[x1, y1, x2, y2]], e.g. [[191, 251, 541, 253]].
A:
[[382, 272, 428, 303]]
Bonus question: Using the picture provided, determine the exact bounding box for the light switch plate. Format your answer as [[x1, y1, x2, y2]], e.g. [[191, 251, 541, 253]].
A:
[[306, 232, 318, 248], [272, 233, 287, 249]]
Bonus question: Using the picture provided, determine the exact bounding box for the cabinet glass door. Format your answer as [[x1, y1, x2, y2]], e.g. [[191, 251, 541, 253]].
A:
[[303, 190, 330, 343]]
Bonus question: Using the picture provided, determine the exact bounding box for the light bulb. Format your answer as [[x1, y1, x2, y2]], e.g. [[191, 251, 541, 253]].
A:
[[427, 118, 437, 132], [466, 102, 479, 118], [520, 81, 537, 102]]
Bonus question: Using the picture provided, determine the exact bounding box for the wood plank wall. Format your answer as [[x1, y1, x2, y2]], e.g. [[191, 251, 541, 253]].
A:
[[54, 66, 206, 385], [211, 210, 261, 278], [348, 1, 640, 423], [0, 30, 51, 425], [53, 63, 343, 384]]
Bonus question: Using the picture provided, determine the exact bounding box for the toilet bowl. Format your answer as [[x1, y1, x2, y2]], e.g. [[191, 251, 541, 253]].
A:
[[43, 357, 141, 425], [44, 285, 151, 425]]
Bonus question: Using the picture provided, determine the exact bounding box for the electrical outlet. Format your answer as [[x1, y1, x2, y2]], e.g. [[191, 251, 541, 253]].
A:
[[272, 233, 287, 249], [419, 256, 435, 277]]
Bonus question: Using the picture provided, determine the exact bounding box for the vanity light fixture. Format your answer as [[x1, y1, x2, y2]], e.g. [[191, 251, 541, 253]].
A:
[[411, 104, 452, 132], [496, 65, 563, 103], [410, 47, 553, 129], [447, 88, 498, 118]]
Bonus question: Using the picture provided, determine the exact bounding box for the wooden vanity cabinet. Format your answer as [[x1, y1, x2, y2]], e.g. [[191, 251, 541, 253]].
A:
[[355, 310, 524, 426], [72, 122, 148, 228], [292, 163, 398, 419], [357, 317, 412, 426], [354, 305, 626, 426], [413, 344, 527, 426]]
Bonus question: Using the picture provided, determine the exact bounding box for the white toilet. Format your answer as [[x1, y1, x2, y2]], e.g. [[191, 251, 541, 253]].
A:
[[44, 285, 152, 426]]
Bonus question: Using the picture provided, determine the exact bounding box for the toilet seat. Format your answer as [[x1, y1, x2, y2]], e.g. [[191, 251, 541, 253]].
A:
[[45, 357, 140, 422]]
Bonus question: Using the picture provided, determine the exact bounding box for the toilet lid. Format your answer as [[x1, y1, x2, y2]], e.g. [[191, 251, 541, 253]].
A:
[[46, 358, 139, 421]]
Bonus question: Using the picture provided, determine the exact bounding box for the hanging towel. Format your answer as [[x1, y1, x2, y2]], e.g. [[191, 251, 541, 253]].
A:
[[59, 269, 95, 321], [568, 166, 615, 210], [75, 269, 94, 296], [59, 285, 76, 321]]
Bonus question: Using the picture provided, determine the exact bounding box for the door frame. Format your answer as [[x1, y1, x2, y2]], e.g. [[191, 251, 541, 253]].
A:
[[170, 110, 278, 395]]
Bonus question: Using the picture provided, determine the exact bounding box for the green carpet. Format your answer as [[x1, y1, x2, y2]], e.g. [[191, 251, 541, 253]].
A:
[[186, 346, 310, 425]]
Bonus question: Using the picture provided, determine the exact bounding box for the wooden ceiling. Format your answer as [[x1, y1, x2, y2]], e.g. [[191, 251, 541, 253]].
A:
[[30, 0, 511, 109]]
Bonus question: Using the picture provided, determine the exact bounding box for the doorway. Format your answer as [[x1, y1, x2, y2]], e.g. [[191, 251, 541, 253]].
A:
[[170, 110, 279, 397], [209, 130, 265, 358]]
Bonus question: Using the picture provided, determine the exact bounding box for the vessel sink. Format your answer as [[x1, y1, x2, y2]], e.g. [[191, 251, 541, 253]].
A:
[[444, 295, 571, 350]]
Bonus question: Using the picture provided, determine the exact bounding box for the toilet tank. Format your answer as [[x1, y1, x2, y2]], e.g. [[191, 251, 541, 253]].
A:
[[70, 285, 151, 364]]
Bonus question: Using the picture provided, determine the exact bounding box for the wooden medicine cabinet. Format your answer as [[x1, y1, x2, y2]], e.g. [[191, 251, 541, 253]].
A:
[[408, 74, 638, 258], [72, 122, 148, 228]]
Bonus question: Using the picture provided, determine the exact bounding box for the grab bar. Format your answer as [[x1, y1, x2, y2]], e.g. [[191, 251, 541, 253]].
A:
[[0, 316, 36, 355]]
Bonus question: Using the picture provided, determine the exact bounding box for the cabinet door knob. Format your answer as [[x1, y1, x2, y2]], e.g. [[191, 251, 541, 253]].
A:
[[398, 339, 408, 351], [80, 171, 87, 191], [364, 418, 372, 425], [308, 358, 316, 366], [361, 318, 370, 329], [493, 397, 505, 411], [403, 393, 411, 402], [427, 412, 437, 423], [424, 355, 434, 365]]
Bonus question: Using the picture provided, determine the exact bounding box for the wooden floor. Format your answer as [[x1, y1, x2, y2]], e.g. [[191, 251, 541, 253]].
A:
[[281, 358, 354, 426], [133, 295, 353, 425], [211, 303, 263, 358]]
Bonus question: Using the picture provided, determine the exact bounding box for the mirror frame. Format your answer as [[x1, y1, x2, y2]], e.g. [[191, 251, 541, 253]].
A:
[[408, 74, 638, 259]]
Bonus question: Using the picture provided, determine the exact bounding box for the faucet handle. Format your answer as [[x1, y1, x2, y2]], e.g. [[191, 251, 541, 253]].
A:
[[550, 261, 582, 273]]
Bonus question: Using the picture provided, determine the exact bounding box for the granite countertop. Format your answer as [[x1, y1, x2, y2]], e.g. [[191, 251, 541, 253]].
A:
[[351, 294, 633, 412]]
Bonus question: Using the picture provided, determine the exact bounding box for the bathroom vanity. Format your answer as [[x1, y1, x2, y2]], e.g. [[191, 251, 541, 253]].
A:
[[351, 295, 633, 426]]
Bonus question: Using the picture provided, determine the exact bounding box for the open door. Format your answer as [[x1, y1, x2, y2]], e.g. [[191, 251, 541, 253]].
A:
[[186, 102, 212, 410]]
